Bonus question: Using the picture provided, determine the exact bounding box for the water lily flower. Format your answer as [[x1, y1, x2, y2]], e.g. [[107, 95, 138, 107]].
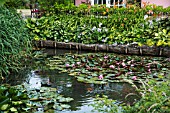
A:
[[109, 65, 115, 69], [72, 64, 75, 67], [132, 76, 137, 80], [122, 62, 126, 67], [148, 69, 151, 73], [77, 62, 81, 65], [131, 64, 134, 67], [116, 62, 120, 65], [65, 64, 70, 67], [127, 72, 133, 75], [98, 75, 103, 80], [104, 55, 108, 59], [148, 89, 152, 92], [127, 61, 131, 65]]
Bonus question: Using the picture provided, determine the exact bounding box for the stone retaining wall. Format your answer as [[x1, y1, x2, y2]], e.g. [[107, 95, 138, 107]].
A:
[[34, 40, 170, 57]]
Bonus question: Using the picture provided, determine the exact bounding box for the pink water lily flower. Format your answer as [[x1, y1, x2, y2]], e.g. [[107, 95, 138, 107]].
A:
[[77, 62, 81, 65], [127, 72, 133, 75], [127, 61, 131, 65], [65, 64, 70, 67], [131, 64, 134, 67], [98, 75, 103, 80], [122, 62, 126, 67], [109, 65, 115, 69], [104, 56, 108, 59], [148, 69, 151, 73], [132, 76, 137, 80], [72, 64, 75, 67]]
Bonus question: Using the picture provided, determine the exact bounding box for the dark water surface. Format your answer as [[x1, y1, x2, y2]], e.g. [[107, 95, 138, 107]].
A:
[[1, 49, 140, 113]]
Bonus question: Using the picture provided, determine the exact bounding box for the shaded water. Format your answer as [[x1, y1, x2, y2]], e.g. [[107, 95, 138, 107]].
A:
[[30, 69, 139, 112], [1, 49, 140, 113]]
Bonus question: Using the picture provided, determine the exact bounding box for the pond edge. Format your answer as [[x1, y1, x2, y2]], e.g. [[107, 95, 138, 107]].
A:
[[34, 40, 170, 57]]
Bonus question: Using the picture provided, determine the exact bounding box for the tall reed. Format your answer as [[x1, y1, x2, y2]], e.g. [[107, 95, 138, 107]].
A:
[[0, 6, 32, 79]]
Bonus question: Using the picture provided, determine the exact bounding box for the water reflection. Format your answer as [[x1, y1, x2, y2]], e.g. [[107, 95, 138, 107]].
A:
[[0, 49, 140, 113], [29, 69, 139, 112]]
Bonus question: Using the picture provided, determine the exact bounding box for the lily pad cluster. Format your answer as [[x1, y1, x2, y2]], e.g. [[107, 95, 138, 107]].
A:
[[47, 53, 170, 84], [0, 84, 73, 112]]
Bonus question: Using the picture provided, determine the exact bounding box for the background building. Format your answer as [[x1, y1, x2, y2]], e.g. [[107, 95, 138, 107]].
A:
[[75, 0, 170, 8]]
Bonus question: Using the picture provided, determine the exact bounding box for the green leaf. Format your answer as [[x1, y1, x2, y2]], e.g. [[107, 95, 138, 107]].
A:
[[0, 0, 6, 6], [10, 107, 17, 112], [1, 104, 9, 111]]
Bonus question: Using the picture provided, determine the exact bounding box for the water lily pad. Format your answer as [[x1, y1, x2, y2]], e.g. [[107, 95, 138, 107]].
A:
[[60, 104, 71, 109], [58, 97, 74, 103], [47, 53, 169, 84]]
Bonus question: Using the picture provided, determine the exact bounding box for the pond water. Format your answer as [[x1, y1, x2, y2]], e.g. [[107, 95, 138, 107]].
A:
[[2, 49, 140, 113]]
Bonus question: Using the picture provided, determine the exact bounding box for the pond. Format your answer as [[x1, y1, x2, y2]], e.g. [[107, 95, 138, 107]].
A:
[[1, 49, 142, 113]]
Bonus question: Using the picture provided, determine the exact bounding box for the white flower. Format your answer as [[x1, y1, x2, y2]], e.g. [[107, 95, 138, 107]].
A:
[[97, 28, 102, 32], [144, 15, 148, 20], [92, 26, 96, 31], [104, 28, 108, 32], [148, 20, 153, 27], [156, 17, 160, 22], [78, 35, 81, 38], [99, 23, 102, 27]]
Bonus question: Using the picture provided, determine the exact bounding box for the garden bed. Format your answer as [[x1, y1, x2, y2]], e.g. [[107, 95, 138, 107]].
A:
[[34, 40, 170, 57]]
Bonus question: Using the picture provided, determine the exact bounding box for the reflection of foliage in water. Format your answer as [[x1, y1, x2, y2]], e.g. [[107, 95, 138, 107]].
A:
[[0, 51, 49, 85], [90, 75, 170, 113], [47, 53, 170, 84]]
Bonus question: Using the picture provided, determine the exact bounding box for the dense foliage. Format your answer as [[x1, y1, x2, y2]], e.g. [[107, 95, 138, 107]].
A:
[[4, 0, 30, 8], [0, 6, 32, 79], [26, 5, 170, 47]]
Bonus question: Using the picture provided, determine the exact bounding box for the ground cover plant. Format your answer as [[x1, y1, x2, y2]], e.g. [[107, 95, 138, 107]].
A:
[[47, 53, 170, 84], [26, 6, 170, 47], [0, 6, 32, 79]]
